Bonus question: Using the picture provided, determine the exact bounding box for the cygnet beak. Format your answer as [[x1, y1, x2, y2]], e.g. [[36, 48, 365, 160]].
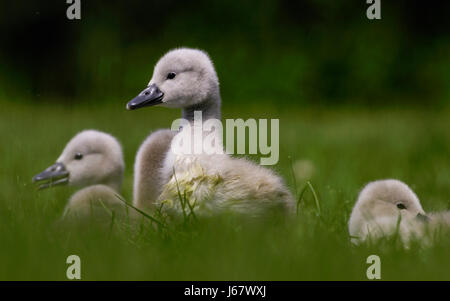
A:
[[127, 84, 164, 110], [32, 162, 69, 190], [416, 212, 430, 223]]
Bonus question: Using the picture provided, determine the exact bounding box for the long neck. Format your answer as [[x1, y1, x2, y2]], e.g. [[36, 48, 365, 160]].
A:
[[179, 92, 224, 156], [182, 93, 221, 122], [133, 129, 176, 210]]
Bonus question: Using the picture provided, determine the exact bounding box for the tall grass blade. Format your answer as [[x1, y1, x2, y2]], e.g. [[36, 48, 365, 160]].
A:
[[113, 193, 166, 228]]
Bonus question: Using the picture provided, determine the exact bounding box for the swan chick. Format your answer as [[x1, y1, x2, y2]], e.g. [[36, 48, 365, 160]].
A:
[[126, 48, 294, 218], [348, 179, 427, 245], [32, 130, 127, 221]]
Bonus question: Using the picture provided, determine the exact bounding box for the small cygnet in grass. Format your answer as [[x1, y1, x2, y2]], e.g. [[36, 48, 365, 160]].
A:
[[33, 130, 129, 223], [348, 179, 428, 245]]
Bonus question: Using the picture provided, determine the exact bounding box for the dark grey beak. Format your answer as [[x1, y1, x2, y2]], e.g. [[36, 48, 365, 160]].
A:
[[32, 162, 69, 190], [416, 213, 430, 223], [126, 83, 164, 110]]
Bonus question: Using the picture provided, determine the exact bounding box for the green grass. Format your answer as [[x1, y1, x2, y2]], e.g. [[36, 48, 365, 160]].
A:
[[0, 98, 449, 280]]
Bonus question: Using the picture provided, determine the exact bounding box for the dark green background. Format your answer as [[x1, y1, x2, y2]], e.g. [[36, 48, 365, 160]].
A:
[[0, 0, 449, 107]]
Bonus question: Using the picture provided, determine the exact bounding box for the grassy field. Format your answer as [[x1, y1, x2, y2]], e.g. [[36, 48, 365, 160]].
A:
[[0, 98, 449, 280]]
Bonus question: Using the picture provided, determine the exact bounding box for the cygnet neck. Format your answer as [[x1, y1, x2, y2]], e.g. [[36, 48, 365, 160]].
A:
[[181, 95, 221, 122]]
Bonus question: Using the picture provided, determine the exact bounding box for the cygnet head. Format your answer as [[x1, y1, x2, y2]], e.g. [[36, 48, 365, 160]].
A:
[[352, 179, 426, 220], [126, 48, 221, 120], [349, 179, 428, 239], [33, 130, 124, 192]]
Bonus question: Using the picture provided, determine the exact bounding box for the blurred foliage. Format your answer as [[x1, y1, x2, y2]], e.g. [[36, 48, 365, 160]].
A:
[[0, 0, 449, 106]]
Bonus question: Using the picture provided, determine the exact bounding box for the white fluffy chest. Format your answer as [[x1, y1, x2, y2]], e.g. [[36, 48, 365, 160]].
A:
[[157, 153, 223, 216]]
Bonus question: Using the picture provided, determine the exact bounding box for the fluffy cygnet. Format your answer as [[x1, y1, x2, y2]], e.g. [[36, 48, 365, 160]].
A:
[[348, 179, 428, 245], [126, 48, 294, 218], [33, 130, 127, 221]]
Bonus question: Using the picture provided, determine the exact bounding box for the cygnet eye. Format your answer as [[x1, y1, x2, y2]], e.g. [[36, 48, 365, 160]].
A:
[[74, 153, 83, 160], [396, 203, 407, 210], [167, 72, 176, 80]]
